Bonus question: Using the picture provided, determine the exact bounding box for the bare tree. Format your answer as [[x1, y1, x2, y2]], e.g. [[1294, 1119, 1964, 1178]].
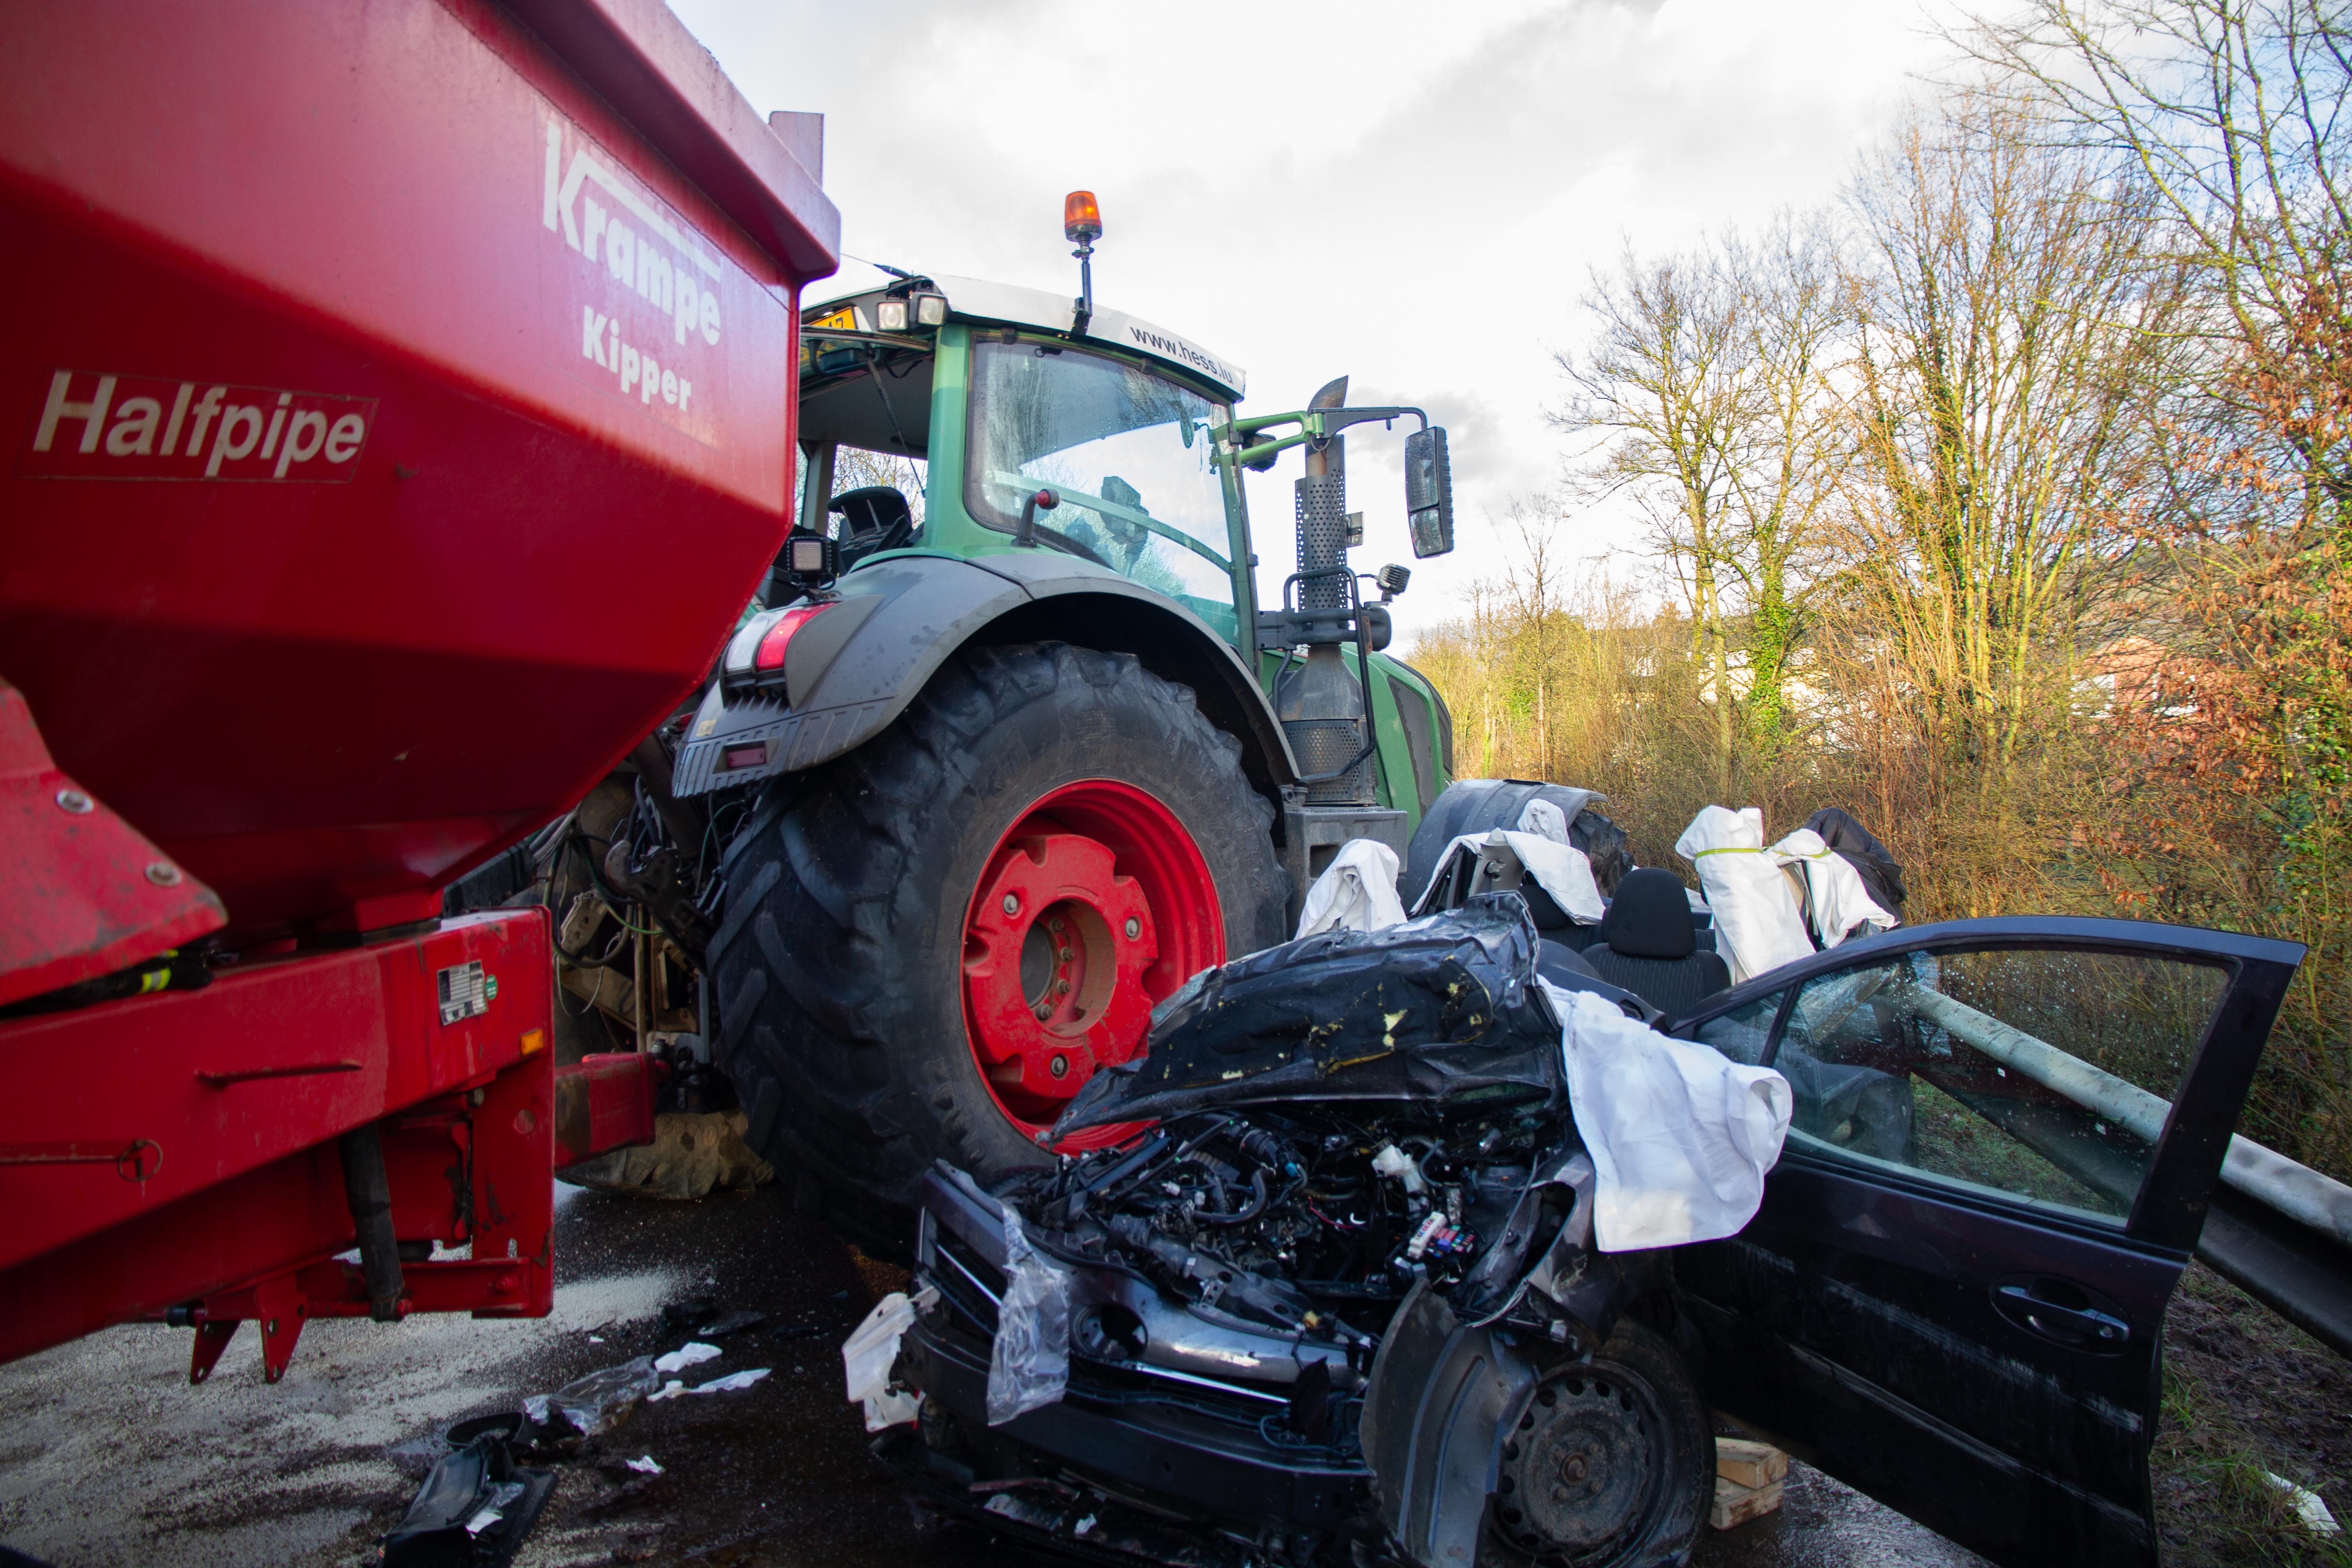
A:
[[1836, 92, 2186, 774], [1964, 0, 2352, 514], [1556, 247, 1749, 794], [1721, 215, 1851, 745]]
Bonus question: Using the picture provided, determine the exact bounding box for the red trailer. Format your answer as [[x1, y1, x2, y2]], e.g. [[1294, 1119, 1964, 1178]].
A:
[[0, 0, 838, 1377]]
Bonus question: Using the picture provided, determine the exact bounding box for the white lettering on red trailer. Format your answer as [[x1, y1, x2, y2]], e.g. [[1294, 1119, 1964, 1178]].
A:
[[541, 113, 724, 445], [18, 371, 374, 483]]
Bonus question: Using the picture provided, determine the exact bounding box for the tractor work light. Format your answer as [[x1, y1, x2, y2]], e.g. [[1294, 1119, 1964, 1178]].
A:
[[1064, 190, 1102, 244], [876, 298, 911, 332], [913, 291, 948, 327]]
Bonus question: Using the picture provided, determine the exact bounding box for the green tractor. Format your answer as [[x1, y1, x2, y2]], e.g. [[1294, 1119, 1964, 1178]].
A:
[[676, 197, 1464, 1234]]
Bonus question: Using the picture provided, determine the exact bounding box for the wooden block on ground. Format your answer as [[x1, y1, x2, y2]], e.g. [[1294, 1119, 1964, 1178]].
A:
[[1710, 1474, 1784, 1531], [1715, 1437, 1788, 1490]]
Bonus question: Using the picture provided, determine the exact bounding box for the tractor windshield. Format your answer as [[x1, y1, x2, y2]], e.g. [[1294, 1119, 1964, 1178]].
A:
[[965, 341, 1237, 638]]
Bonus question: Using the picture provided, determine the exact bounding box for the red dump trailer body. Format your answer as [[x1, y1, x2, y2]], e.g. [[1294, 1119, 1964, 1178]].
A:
[[0, 0, 838, 1373]]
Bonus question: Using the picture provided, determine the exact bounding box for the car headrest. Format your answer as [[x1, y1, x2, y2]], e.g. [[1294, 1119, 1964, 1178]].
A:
[[1597, 867, 1698, 959]]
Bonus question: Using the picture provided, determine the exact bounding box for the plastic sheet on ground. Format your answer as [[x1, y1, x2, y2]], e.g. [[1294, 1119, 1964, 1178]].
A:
[[1675, 807, 1813, 983], [652, 1341, 721, 1375], [520, 1354, 661, 1436], [647, 1367, 772, 1400], [1545, 980, 1792, 1250], [986, 1208, 1071, 1426], [843, 1290, 927, 1432], [1294, 838, 1406, 939], [1770, 828, 1896, 948], [1055, 896, 1563, 1132]]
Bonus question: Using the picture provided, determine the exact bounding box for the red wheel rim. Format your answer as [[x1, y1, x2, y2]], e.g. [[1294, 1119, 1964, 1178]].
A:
[[960, 779, 1223, 1151]]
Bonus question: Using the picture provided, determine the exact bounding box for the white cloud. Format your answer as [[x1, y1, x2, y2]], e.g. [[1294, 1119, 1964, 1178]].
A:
[[673, 0, 1958, 637]]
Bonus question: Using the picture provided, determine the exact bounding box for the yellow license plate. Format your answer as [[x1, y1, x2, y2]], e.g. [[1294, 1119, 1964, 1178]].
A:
[[808, 304, 858, 333]]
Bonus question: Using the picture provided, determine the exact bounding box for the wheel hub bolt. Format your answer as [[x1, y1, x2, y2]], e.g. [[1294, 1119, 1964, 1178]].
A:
[[1049, 1054, 1068, 1078], [1124, 916, 1141, 940], [1035, 1003, 1052, 1021], [1562, 1455, 1588, 1484], [1003, 894, 1020, 916]]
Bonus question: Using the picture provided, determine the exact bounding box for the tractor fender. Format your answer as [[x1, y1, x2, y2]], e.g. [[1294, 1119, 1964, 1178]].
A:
[[672, 550, 1300, 798]]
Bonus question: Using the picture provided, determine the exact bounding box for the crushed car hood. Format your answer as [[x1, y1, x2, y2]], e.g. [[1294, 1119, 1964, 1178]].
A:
[[1054, 895, 1566, 1134]]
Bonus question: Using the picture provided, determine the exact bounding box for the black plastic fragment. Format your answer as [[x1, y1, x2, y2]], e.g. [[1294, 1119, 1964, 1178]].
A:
[[381, 1426, 553, 1568]]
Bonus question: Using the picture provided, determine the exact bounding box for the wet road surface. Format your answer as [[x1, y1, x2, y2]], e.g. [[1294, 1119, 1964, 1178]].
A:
[[0, 1182, 1981, 1567]]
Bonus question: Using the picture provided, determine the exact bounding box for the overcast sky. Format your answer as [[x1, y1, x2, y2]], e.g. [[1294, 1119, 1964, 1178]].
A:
[[672, 0, 1962, 642]]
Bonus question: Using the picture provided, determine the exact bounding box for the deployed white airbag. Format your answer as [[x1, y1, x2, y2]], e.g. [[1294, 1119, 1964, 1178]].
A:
[[1545, 981, 1792, 1250], [1294, 838, 1408, 939], [1674, 806, 1813, 982], [1412, 831, 1604, 924], [1770, 827, 1896, 948]]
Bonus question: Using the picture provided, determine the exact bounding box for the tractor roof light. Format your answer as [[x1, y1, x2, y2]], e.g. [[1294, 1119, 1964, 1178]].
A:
[[876, 297, 911, 332], [913, 290, 947, 327], [1063, 190, 1102, 245]]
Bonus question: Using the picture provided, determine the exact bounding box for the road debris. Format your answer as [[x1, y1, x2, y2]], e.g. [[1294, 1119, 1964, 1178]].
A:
[[2264, 1472, 2342, 1536], [381, 1418, 553, 1568], [652, 1341, 722, 1375], [522, 1355, 662, 1436], [624, 1455, 665, 1475], [647, 1367, 772, 1401], [843, 1291, 929, 1431]]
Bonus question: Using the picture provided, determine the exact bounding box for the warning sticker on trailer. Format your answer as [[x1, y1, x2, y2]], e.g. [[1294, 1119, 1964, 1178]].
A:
[[542, 110, 733, 448], [17, 371, 375, 482]]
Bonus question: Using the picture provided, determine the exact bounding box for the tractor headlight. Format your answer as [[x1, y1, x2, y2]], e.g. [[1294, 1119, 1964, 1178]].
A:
[[876, 298, 911, 332], [913, 291, 947, 327]]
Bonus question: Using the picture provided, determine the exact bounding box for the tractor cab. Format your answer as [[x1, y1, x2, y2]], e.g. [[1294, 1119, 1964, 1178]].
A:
[[787, 271, 1253, 644]]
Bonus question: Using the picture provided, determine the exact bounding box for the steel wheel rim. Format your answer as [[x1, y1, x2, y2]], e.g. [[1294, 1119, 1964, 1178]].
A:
[[960, 779, 1223, 1147], [1491, 1359, 1673, 1566]]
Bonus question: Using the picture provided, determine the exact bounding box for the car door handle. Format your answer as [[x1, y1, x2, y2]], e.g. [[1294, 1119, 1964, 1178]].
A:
[[1995, 1283, 2132, 1349]]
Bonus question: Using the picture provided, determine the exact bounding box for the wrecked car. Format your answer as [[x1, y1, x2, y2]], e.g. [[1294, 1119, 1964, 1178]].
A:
[[864, 890, 2304, 1568]]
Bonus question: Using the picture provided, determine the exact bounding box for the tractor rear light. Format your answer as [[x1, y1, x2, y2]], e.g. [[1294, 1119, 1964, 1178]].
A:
[[720, 743, 769, 772], [753, 603, 830, 675], [722, 609, 783, 683]]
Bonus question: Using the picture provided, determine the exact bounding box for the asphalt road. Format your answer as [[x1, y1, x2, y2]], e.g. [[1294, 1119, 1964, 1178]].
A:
[[0, 1181, 1982, 1568]]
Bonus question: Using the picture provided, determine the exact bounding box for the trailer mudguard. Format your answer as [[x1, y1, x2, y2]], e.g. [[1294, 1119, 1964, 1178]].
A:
[[672, 550, 1300, 797]]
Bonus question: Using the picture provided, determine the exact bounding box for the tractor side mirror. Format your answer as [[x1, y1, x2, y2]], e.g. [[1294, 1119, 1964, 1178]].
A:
[[1404, 427, 1454, 558]]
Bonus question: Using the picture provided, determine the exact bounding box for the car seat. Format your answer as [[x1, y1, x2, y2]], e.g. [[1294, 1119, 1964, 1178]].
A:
[[1582, 867, 1732, 1019]]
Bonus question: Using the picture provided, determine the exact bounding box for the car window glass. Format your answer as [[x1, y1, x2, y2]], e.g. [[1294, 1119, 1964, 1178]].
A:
[[965, 342, 1237, 639], [1691, 992, 1783, 1066], [1774, 947, 2230, 1222]]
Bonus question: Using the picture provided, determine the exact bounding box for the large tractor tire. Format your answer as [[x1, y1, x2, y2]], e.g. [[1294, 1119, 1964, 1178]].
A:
[[710, 642, 1286, 1248]]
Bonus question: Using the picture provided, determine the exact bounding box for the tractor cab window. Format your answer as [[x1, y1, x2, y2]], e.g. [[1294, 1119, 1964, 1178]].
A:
[[966, 341, 1238, 639]]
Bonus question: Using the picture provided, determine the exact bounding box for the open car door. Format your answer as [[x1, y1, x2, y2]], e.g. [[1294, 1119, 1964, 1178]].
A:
[[1668, 915, 2302, 1568]]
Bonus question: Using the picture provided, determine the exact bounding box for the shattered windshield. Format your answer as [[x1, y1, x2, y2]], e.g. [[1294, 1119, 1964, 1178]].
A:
[[965, 341, 1238, 639]]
